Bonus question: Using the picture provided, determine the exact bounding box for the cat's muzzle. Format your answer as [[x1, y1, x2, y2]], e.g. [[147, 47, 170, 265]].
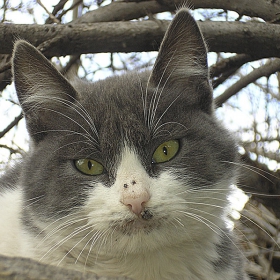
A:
[[141, 209, 153, 220]]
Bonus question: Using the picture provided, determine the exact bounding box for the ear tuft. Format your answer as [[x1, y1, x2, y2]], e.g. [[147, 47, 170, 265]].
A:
[[150, 8, 208, 85], [149, 8, 212, 113], [12, 40, 78, 108], [12, 40, 79, 142]]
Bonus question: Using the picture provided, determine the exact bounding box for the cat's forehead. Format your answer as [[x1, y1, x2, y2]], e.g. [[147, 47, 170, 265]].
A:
[[77, 71, 148, 104], [80, 74, 148, 126], [74, 71, 189, 128]]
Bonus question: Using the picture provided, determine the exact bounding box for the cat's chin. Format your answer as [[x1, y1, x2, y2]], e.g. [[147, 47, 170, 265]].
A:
[[114, 212, 161, 235]]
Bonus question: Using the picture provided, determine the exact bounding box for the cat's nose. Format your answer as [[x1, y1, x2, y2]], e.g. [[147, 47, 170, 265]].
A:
[[120, 184, 150, 215], [123, 195, 150, 215]]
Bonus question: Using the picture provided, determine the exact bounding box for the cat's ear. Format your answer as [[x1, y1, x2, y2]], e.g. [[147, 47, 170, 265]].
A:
[[12, 40, 79, 141], [149, 8, 212, 113]]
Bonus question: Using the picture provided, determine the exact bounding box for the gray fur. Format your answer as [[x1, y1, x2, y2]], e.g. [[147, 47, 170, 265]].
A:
[[1, 8, 247, 279]]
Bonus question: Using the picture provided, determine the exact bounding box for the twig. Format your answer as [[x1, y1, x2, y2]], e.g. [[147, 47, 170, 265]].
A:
[[0, 144, 23, 155], [37, 0, 60, 23], [56, 0, 83, 22], [0, 113, 23, 139], [214, 59, 280, 107]]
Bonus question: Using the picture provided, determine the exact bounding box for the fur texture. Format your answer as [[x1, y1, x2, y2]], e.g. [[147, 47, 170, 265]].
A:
[[0, 8, 247, 279]]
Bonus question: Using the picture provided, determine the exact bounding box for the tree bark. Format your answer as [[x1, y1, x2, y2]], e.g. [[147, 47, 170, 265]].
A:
[[74, 0, 280, 23], [214, 59, 280, 107], [0, 255, 130, 280], [1, 20, 280, 58]]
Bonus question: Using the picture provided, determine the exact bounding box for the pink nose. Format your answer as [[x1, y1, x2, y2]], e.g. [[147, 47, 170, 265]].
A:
[[122, 194, 150, 215]]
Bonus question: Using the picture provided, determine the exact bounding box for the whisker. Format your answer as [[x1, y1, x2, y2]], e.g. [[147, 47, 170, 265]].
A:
[[136, 73, 147, 125], [147, 51, 177, 130], [36, 213, 87, 245], [151, 92, 181, 138], [52, 140, 93, 154], [241, 207, 280, 249], [173, 217, 185, 227], [75, 230, 98, 265], [178, 201, 225, 209], [83, 229, 109, 270], [39, 224, 93, 262], [30, 94, 99, 142], [31, 102, 98, 145], [23, 195, 44, 208], [57, 228, 95, 266], [223, 160, 276, 183], [176, 210, 246, 258], [176, 210, 221, 236], [153, 122, 188, 138], [175, 187, 230, 196]]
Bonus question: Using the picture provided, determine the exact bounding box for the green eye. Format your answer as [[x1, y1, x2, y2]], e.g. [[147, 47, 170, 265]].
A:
[[152, 140, 180, 163], [74, 159, 104, 175]]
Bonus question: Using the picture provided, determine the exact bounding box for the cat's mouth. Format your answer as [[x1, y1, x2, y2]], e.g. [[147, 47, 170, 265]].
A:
[[114, 209, 158, 235]]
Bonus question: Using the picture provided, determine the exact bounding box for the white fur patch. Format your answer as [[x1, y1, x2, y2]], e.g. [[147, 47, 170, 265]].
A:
[[0, 148, 237, 280], [0, 189, 22, 255], [79, 146, 234, 279]]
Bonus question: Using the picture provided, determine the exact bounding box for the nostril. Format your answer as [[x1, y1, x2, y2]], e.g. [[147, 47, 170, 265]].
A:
[[124, 197, 148, 215]]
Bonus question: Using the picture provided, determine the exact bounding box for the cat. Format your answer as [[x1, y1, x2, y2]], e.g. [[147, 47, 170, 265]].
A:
[[0, 8, 248, 280]]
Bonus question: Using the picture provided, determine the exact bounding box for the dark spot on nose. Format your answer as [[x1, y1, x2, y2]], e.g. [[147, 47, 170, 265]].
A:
[[131, 180, 136, 185], [124, 183, 128, 188]]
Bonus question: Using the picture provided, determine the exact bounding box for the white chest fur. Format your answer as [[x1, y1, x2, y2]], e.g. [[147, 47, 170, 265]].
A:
[[0, 189, 32, 258]]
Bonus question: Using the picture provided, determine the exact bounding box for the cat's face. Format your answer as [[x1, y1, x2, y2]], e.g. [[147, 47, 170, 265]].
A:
[[13, 9, 237, 259]]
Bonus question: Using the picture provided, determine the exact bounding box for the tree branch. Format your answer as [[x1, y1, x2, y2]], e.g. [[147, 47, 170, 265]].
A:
[[0, 254, 130, 280], [77, 0, 280, 23], [0, 54, 11, 91], [214, 59, 280, 107], [210, 54, 259, 79], [0, 144, 23, 155], [210, 54, 262, 89], [1, 21, 280, 58], [73, 1, 170, 23], [190, 0, 280, 21], [0, 113, 22, 139]]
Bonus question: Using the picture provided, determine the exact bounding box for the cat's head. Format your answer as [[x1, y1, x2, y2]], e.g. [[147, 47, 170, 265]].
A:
[[13, 9, 237, 257]]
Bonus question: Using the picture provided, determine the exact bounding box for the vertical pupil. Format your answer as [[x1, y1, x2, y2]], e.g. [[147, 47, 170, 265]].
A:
[[87, 160, 92, 170], [163, 146, 168, 155]]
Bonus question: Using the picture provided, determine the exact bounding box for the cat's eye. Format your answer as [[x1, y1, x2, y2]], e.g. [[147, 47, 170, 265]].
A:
[[74, 159, 104, 176], [152, 140, 180, 164]]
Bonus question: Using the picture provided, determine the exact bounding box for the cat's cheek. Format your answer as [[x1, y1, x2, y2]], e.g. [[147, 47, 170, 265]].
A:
[[83, 183, 117, 226]]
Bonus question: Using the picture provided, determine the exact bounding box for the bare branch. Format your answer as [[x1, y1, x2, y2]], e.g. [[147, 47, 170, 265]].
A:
[[0, 144, 23, 155], [73, 1, 169, 23], [77, 0, 280, 23], [0, 54, 11, 91], [45, 0, 69, 24], [210, 54, 259, 78], [37, 0, 60, 24], [1, 21, 280, 58], [210, 54, 262, 88], [0, 113, 22, 139], [57, 0, 83, 22], [0, 254, 130, 280], [160, 0, 280, 21], [214, 59, 280, 107]]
